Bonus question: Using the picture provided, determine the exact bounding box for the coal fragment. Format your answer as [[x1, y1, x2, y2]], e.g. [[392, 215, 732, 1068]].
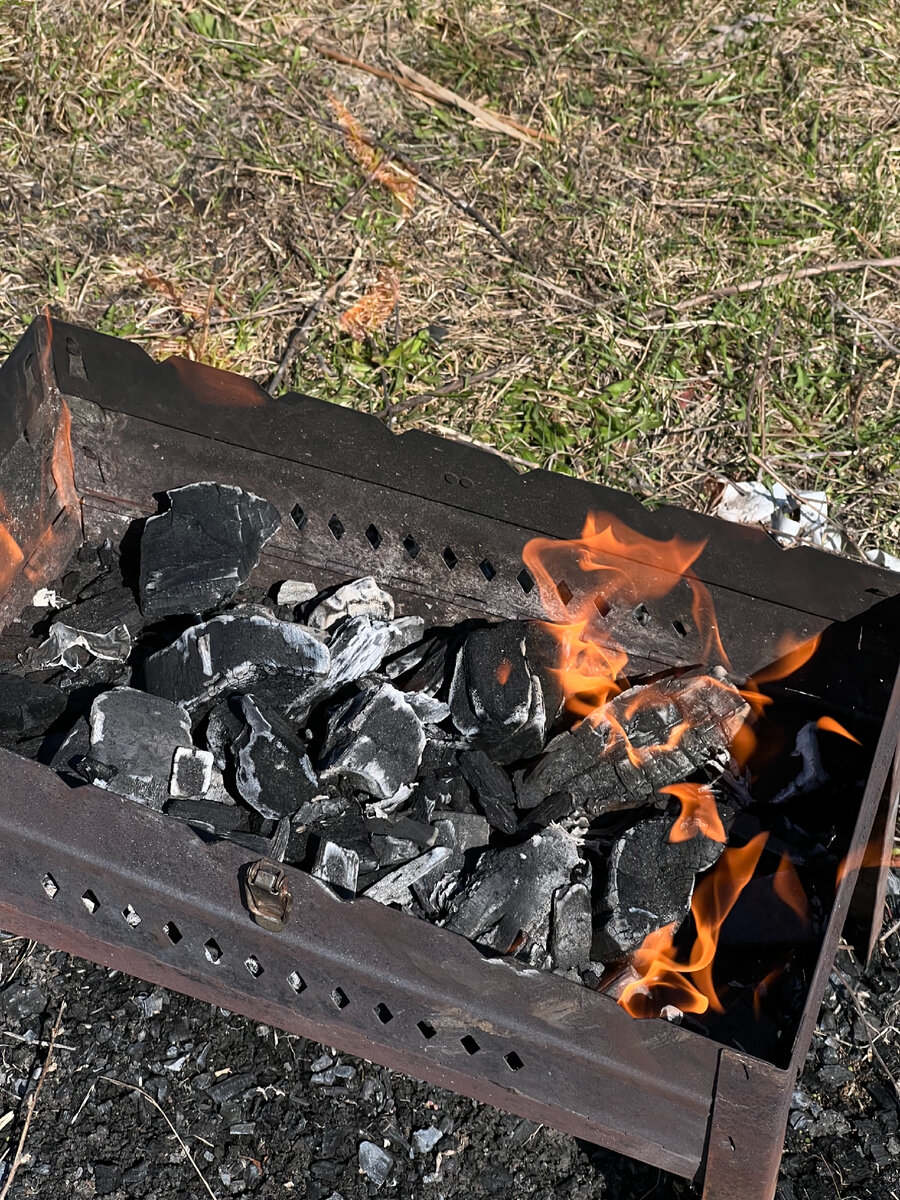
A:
[[364, 846, 452, 905], [308, 576, 394, 633], [233, 695, 318, 820], [165, 799, 249, 833], [358, 1140, 393, 1187], [0, 674, 66, 744], [85, 686, 192, 809], [365, 816, 437, 847], [447, 827, 582, 961], [311, 840, 359, 894], [457, 750, 518, 835], [274, 579, 318, 607], [304, 800, 377, 878], [139, 482, 280, 617], [143, 609, 329, 714], [169, 746, 214, 798], [592, 812, 727, 961], [518, 674, 749, 816], [550, 881, 593, 973], [319, 682, 426, 803], [517, 790, 574, 833]]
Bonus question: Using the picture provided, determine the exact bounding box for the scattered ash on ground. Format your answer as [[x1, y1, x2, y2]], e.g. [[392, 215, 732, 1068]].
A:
[[2, 889, 900, 1199]]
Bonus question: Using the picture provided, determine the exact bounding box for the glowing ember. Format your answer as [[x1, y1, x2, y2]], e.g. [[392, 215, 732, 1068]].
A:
[[662, 782, 727, 844]]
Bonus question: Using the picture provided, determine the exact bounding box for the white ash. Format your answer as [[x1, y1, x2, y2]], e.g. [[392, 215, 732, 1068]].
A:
[[169, 746, 215, 798], [307, 576, 395, 633], [363, 846, 453, 905]]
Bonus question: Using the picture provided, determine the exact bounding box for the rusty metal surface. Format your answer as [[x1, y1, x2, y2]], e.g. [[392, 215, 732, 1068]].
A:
[[0, 748, 722, 1180]]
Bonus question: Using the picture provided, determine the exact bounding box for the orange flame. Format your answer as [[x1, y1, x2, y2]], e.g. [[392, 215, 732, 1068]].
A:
[[50, 399, 79, 513], [661, 782, 727, 844], [753, 964, 784, 1018], [773, 853, 809, 922], [618, 833, 768, 1018], [816, 715, 861, 745]]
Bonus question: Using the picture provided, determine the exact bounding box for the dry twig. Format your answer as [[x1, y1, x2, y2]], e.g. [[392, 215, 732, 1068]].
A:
[[0, 1002, 66, 1200]]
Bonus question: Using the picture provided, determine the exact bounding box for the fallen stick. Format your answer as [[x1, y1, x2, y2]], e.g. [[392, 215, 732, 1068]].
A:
[[0, 1002, 66, 1200]]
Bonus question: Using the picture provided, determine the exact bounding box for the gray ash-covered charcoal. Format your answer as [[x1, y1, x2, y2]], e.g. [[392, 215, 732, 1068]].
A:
[[413, 810, 491, 906], [447, 826, 581, 961], [0, 674, 66, 746], [143, 609, 329, 714], [592, 812, 727, 962], [449, 621, 561, 764], [274, 579, 318, 608], [307, 576, 395, 633], [233, 695, 318, 820], [550, 881, 593, 974], [169, 746, 215, 798], [204, 700, 245, 772], [311, 840, 359, 894], [139, 482, 280, 618], [303, 800, 377, 878], [364, 846, 452, 905], [84, 686, 192, 809], [457, 750, 518, 835], [319, 682, 426, 803], [365, 815, 438, 847], [518, 674, 749, 816]]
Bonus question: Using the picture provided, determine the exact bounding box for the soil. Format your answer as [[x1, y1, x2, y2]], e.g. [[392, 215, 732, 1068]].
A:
[[2, 884, 900, 1199]]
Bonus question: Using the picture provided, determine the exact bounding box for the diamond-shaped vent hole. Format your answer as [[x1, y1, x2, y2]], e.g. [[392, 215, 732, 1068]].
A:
[[417, 1020, 436, 1040], [205, 938, 222, 964], [403, 534, 421, 559], [81, 890, 100, 914], [41, 874, 59, 899], [517, 568, 535, 594], [288, 971, 306, 995], [332, 987, 350, 1009], [245, 955, 263, 978], [504, 1051, 524, 1071], [672, 618, 689, 638], [556, 579, 574, 606], [164, 921, 182, 944], [479, 560, 496, 582], [328, 514, 345, 541], [374, 1002, 393, 1024], [290, 504, 308, 532], [122, 904, 141, 928], [594, 595, 611, 617], [365, 524, 383, 550], [442, 546, 458, 570], [460, 1035, 480, 1055], [633, 603, 652, 627]]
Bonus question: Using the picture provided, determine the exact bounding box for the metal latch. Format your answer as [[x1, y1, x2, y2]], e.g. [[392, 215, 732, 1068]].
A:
[[243, 859, 294, 932]]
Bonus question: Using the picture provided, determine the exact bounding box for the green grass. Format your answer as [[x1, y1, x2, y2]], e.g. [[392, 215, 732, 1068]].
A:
[[2, 0, 900, 549]]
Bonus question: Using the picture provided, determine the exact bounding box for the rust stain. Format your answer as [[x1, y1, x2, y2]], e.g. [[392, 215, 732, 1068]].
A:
[[168, 357, 267, 409]]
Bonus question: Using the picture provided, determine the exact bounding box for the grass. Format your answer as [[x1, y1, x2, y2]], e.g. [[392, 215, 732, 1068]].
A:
[[2, 0, 900, 549]]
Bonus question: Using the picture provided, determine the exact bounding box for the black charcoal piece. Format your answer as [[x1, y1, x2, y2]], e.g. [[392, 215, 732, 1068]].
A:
[[57, 584, 143, 638], [319, 683, 426, 803], [306, 801, 378, 876], [169, 746, 215, 798], [25, 621, 131, 671], [311, 840, 359, 894], [365, 816, 437, 847], [383, 628, 454, 695], [415, 810, 491, 902], [363, 846, 452, 905], [165, 799, 250, 834], [449, 621, 557, 764], [0, 674, 66, 744], [592, 812, 727, 961], [403, 692, 451, 726], [143, 609, 329, 714], [414, 770, 473, 818], [518, 790, 574, 833], [457, 750, 518, 835], [447, 827, 581, 960], [204, 700, 245, 771], [772, 722, 829, 804], [307, 576, 394, 633], [233, 695, 318, 820], [139, 482, 280, 618], [550, 882, 593, 973], [86, 686, 192, 809], [518, 674, 749, 816], [49, 716, 91, 784], [372, 835, 423, 866]]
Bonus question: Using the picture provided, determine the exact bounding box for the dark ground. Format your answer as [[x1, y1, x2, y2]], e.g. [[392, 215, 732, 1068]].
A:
[[2, 890, 900, 1200]]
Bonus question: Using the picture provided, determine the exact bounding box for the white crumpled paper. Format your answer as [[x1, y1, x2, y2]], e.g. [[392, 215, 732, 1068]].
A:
[[714, 481, 842, 553]]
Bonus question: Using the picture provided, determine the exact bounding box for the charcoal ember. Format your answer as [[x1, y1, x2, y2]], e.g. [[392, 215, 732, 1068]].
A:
[[592, 812, 727, 961], [457, 750, 518, 835], [307, 576, 394, 633], [311, 840, 359, 894], [364, 846, 452, 905], [85, 686, 192, 809], [518, 674, 749, 816], [319, 683, 426, 803], [446, 827, 581, 960], [165, 799, 250, 833], [518, 791, 574, 833], [550, 881, 593, 973], [365, 816, 437, 847], [169, 746, 215, 798], [143, 609, 329, 714], [55, 583, 143, 637], [24, 620, 131, 671], [49, 716, 90, 783], [0, 674, 66, 745], [138, 482, 280, 618], [449, 621, 559, 764], [414, 810, 490, 904], [233, 695, 318, 820]]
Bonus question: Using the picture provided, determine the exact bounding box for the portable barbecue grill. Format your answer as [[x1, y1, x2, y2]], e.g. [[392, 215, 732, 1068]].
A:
[[1, 316, 899, 1200]]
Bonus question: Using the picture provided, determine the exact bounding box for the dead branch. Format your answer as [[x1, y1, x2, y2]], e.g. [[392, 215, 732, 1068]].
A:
[[0, 1002, 66, 1200]]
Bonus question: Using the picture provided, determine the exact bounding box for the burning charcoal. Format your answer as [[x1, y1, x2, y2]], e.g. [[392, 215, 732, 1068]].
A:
[[84, 686, 192, 809], [233, 695, 318, 820], [307, 576, 394, 633], [772, 723, 828, 804], [457, 750, 518, 835], [143, 609, 329, 714], [592, 812, 727, 961], [139, 482, 280, 618], [550, 881, 593, 973], [311, 840, 359, 894], [165, 799, 250, 834], [446, 827, 581, 961], [518, 674, 749, 817], [24, 621, 131, 671], [0, 674, 66, 745], [319, 683, 426, 803], [449, 621, 558, 764], [274, 579, 317, 607], [169, 746, 215, 798], [363, 846, 452, 905]]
